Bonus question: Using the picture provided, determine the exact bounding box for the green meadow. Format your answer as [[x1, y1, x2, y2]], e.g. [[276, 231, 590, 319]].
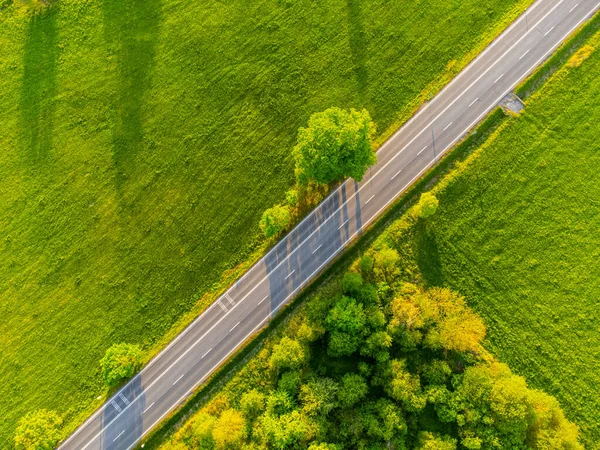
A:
[[0, 0, 533, 445], [410, 34, 600, 446]]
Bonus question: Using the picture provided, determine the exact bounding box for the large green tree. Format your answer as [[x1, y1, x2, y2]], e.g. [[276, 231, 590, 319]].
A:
[[294, 108, 376, 185]]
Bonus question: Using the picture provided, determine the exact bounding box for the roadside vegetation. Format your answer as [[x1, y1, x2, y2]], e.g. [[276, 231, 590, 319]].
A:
[[260, 107, 377, 239], [153, 16, 600, 450], [0, 0, 535, 445], [158, 199, 582, 450], [403, 27, 600, 446]]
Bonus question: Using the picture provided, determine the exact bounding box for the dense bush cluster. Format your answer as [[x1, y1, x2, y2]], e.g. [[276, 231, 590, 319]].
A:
[[164, 245, 581, 450]]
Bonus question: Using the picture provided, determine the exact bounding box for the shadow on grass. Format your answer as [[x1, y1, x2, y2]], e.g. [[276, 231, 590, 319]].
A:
[[19, 7, 58, 166], [347, 0, 368, 102], [413, 220, 445, 288], [101, 0, 162, 201]]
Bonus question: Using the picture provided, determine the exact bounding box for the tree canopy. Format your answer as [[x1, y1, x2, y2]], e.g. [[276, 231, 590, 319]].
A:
[[100, 343, 144, 387], [294, 107, 376, 185], [163, 255, 581, 450], [413, 192, 439, 219], [14, 409, 62, 450]]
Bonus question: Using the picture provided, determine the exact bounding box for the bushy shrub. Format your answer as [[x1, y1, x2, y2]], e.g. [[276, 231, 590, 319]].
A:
[[100, 343, 144, 387]]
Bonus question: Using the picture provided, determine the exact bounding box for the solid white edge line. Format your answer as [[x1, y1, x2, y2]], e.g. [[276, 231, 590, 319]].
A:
[[66, 2, 598, 448], [57, 2, 554, 444], [124, 9, 600, 448]]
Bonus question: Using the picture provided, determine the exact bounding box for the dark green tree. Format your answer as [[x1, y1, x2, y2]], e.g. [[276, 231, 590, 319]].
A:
[[337, 374, 369, 408], [325, 296, 367, 357]]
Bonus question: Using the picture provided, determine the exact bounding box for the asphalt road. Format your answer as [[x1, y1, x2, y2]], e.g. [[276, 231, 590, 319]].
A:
[[58, 1, 600, 448]]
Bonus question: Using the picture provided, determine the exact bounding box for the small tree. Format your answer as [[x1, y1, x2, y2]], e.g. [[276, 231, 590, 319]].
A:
[[325, 296, 367, 357], [212, 409, 245, 449], [413, 192, 439, 219], [260, 204, 291, 239], [337, 373, 369, 408], [373, 245, 400, 283], [100, 343, 144, 387], [240, 389, 266, 422], [269, 337, 306, 373], [294, 107, 376, 185], [14, 409, 62, 450], [189, 413, 216, 448]]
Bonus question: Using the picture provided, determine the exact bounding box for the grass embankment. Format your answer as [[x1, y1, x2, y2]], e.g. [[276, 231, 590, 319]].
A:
[[0, 0, 533, 445], [409, 28, 600, 447]]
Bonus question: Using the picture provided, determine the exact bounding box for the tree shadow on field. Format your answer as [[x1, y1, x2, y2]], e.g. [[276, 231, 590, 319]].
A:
[[19, 7, 58, 167], [413, 220, 445, 288], [347, 0, 368, 102], [102, 0, 162, 203]]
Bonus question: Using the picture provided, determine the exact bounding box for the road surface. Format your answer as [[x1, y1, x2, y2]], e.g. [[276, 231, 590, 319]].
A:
[[58, 1, 599, 448]]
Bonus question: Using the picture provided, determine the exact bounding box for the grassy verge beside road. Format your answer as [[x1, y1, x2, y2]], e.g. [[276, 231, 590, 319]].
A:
[[0, 0, 533, 445], [408, 24, 600, 446]]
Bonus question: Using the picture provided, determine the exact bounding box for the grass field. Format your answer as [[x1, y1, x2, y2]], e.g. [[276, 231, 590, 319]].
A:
[[0, 0, 534, 445], [410, 34, 600, 447]]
